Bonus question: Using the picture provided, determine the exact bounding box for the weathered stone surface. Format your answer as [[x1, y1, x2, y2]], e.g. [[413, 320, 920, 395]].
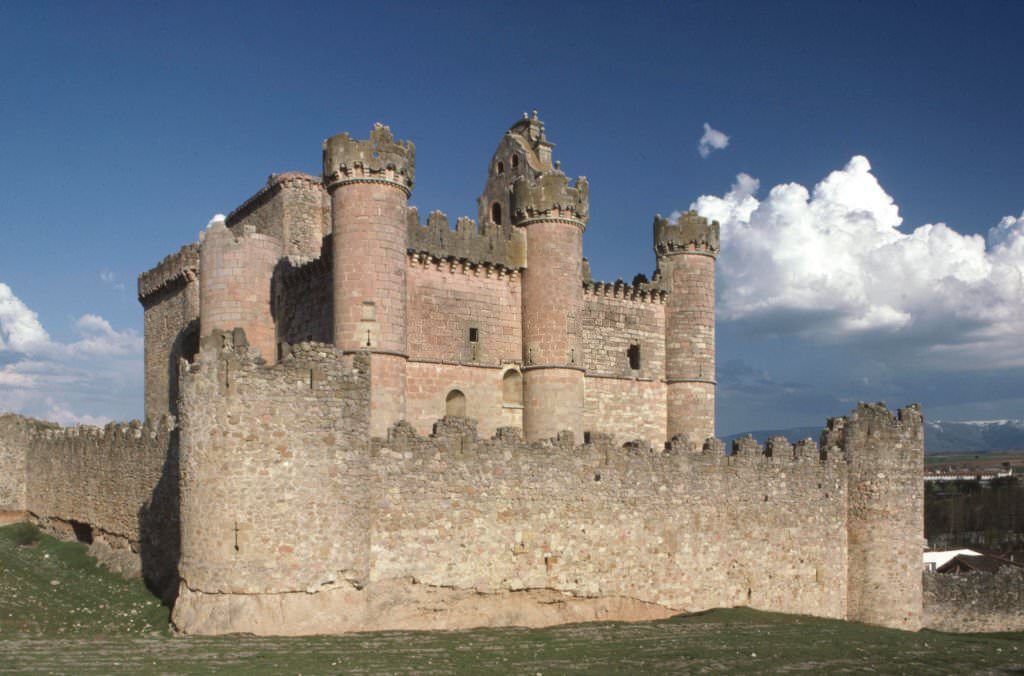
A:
[[226, 173, 329, 258], [923, 567, 1024, 632], [138, 244, 199, 421], [172, 579, 675, 636], [0, 414, 180, 598]]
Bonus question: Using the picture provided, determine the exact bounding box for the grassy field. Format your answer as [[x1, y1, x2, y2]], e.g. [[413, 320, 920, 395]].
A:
[[2, 524, 1023, 674], [925, 450, 1024, 470]]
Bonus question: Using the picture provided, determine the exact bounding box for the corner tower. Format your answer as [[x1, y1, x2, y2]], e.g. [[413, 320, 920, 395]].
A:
[[324, 124, 415, 437], [482, 113, 589, 442], [655, 211, 719, 442]]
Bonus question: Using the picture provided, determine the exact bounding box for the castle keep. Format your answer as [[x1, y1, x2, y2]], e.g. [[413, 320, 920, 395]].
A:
[[0, 114, 924, 635], [140, 112, 717, 447]]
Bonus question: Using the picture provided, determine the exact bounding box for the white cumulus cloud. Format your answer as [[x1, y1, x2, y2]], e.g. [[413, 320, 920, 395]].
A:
[[0, 283, 142, 423], [698, 122, 730, 158], [0, 283, 51, 353], [691, 156, 1024, 368]]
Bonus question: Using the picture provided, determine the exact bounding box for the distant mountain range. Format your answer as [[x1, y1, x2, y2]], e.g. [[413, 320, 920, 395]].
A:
[[724, 419, 1024, 455]]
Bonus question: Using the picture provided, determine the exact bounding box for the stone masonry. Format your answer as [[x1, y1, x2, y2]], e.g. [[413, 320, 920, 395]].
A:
[[0, 113, 927, 635]]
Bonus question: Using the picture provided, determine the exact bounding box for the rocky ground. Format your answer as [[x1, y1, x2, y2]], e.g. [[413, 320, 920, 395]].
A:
[[2, 523, 1023, 674]]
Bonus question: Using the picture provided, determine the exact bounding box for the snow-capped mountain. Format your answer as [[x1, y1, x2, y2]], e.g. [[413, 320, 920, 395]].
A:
[[724, 419, 1024, 455]]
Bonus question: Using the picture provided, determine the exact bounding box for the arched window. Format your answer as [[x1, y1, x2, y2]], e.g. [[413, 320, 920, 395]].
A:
[[445, 389, 466, 417], [491, 202, 502, 225], [497, 161, 505, 174], [511, 154, 519, 169], [502, 370, 522, 406]]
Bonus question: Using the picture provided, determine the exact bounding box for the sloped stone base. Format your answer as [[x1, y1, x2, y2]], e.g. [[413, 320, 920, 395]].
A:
[[171, 578, 676, 636]]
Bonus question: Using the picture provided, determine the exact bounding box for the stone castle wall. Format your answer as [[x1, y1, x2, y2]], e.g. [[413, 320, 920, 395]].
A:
[[405, 255, 523, 437], [581, 283, 668, 446], [272, 242, 333, 345], [0, 413, 180, 594], [583, 378, 667, 448], [139, 244, 200, 420], [406, 255, 522, 365], [176, 333, 371, 598], [167, 344, 924, 635], [834, 403, 924, 630], [405, 362, 522, 439], [368, 423, 850, 621], [923, 567, 1024, 632], [225, 172, 329, 258], [0, 414, 50, 512]]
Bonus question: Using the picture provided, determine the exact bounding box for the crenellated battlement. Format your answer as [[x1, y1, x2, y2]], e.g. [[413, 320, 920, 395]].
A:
[[225, 172, 325, 229], [323, 123, 415, 193], [187, 328, 369, 394], [407, 250, 520, 281], [511, 172, 589, 226], [406, 207, 526, 268], [38, 416, 175, 443], [583, 278, 667, 304], [821, 402, 924, 461], [728, 434, 838, 463], [374, 416, 850, 477], [138, 243, 199, 302], [654, 211, 720, 256]]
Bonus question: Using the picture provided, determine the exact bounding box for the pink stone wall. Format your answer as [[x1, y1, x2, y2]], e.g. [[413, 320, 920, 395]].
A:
[[521, 221, 583, 367], [583, 377, 666, 447], [580, 292, 665, 380], [331, 183, 408, 354], [369, 354, 407, 439], [331, 182, 409, 435], [667, 382, 715, 444], [199, 224, 282, 365], [406, 258, 521, 364], [521, 219, 584, 442], [522, 367, 584, 442], [405, 362, 522, 438]]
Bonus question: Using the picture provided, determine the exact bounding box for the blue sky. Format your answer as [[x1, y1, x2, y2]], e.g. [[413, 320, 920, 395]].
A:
[[1, 1, 1022, 435]]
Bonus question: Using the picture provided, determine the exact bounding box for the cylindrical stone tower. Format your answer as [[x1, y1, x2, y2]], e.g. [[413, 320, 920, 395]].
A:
[[323, 124, 415, 438], [655, 211, 719, 443], [513, 171, 590, 443], [199, 220, 282, 364]]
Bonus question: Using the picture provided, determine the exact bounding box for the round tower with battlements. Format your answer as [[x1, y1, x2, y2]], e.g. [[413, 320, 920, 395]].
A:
[[198, 220, 283, 364], [655, 211, 719, 442], [323, 124, 415, 437], [497, 113, 589, 443]]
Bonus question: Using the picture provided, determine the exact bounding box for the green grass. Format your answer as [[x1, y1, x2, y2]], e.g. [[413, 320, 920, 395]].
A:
[[0, 522, 170, 638], [2, 523, 1023, 674]]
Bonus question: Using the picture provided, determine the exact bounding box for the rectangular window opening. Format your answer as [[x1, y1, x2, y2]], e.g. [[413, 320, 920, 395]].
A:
[[627, 344, 641, 370], [469, 327, 479, 343]]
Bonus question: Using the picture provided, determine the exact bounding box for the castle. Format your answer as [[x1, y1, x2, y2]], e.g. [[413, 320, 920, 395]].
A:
[[0, 114, 924, 635]]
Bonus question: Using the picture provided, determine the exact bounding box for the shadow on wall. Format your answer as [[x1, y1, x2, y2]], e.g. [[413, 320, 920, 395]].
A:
[[167, 320, 199, 419], [137, 429, 181, 605]]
